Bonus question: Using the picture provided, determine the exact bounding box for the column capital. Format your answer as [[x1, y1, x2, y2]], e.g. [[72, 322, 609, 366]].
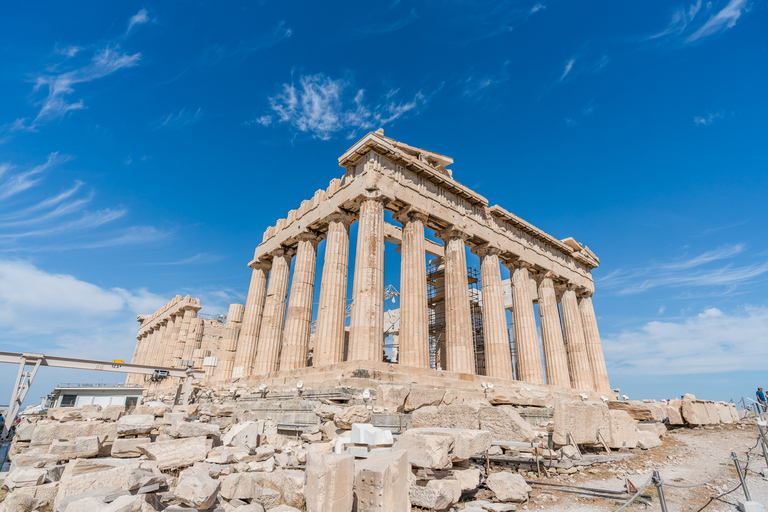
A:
[[435, 226, 469, 242], [357, 189, 385, 204], [296, 230, 322, 244], [502, 256, 532, 271], [576, 288, 593, 299], [392, 205, 429, 225], [325, 210, 356, 227], [249, 259, 272, 271], [471, 242, 502, 258], [269, 246, 296, 260]]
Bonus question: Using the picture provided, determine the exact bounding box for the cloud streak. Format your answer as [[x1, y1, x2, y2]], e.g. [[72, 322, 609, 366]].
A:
[[152, 108, 203, 130], [647, 0, 750, 45]]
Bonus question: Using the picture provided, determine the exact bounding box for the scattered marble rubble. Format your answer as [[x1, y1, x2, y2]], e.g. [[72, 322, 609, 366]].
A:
[[0, 393, 741, 512]]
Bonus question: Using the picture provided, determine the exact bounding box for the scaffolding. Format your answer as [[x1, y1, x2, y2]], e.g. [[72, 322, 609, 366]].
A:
[[426, 262, 486, 375]]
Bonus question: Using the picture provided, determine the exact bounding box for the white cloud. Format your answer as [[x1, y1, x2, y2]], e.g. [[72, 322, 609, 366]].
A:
[[559, 58, 575, 82], [263, 73, 433, 140], [649, 1, 702, 39], [686, 0, 748, 42], [661, 243, 744, 269], [152, 108, 203, 130], [694, 112, 724, 125], [127, 9, 150, 34], [530, 4, 546, 14], [604, 305, 768, 375]]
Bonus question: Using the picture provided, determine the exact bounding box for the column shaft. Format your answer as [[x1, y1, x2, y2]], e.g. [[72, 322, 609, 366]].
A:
[[314, 213, 353, 366], [560, 287, 594, 391], [232, 263, 271, 378], [509, 263, 545, 384], [172, 308, 196, 367], [217, 304, 245, 381], [348, 194, 385, 362], [440, 230, 475, 374], [253, 249, 294, 374], [396, 208, 430, 368], [537, 275, 571, 388], [476, 247, 514, 379], [148, 322, 168, 366], [180, 311, 201, 364], [579, 294, 611, 393], [280, 234, 319, 370], [160, 315, 181, 367]]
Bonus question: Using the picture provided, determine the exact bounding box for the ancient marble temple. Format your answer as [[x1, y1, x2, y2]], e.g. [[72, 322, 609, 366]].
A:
[[129, 130, 610, 394]]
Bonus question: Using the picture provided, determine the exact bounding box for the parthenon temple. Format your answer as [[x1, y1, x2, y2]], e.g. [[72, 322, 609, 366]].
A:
[[128, 130, 611, 397]]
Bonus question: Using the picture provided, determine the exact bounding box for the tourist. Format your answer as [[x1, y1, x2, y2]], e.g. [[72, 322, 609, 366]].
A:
[[756, 387, 767, 412]]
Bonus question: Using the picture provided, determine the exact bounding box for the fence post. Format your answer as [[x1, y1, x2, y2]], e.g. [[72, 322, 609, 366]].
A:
[[732, 452, 752, 501], [652, 471, 668, 512]]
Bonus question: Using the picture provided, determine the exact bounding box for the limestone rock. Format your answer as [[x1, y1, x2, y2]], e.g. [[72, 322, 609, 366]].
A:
[[715, 402, 733, 424], [409, 477, 461, 510], [314, 404, 342, 421], [268, 506, 302, 512], [392, 429, 454, 469], [666, 400, 685, 426], [11, 452, 60, 469], [116, 415, 155, 436], [259, 488, 281, 509], [351, 424, 393, 446], [74, 436, 101, 459], [221, 472, 262, 500], [637, 430, 662, 449], [334, 406, 371, 429], [681, 399, 711, 426], [170, 421, 221, 438], [110, 438, 147, 458], [411, 428, 491, 460], [452, 467, 482, 491], [704, 402, 720, 424], [376, 385, 410, 412], [552, 400, 609, 445], [222, 421, 264, 450], [353, 450, 410, 512], [252, 469, 306, 509], [48, 440, 78, 461], [134, 403, 171, 417], [0, 492, 39, 512], [479, 406, 534, 443], [3, 467, 48, 490], [404, 388, 445, 412], [305, 453, 354, 512], [14, 482, 59, 506], [55, 466, 154, 504], [607, 410, 638, 449], [486, 472, 532, 502], [137, 436, 208, 470], [175, 470, 221, 509], [16, 423, 36, 442], [608, 401, 666, 421]]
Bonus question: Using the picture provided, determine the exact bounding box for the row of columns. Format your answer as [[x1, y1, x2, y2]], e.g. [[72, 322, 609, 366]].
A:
[[231, 194, 609, 394]]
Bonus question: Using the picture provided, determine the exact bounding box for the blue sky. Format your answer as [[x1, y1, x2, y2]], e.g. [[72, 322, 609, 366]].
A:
[[1, 1, 766, 408]]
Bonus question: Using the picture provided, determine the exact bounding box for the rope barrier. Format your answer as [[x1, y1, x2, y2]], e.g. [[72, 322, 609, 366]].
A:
[[612, 475, 653, 512]]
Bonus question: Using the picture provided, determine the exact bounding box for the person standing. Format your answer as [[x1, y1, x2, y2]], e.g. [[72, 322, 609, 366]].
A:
[[757, 387, 767, 412]]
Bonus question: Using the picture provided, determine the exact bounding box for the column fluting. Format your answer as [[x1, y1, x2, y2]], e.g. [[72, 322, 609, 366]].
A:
[[280, 232, 320, 371], [253, 248, 294, 374], [560, 285, 594, 391], [172, 308, 197, 367], [394, 207, 430, 368], [217, 303, 245, 381], [508, 261, 545, 384], [348, 193, 385, 362], [578, 293, 611, 393], [232, 262, 271, 378], [437, 229, 475, 374], [473, 245, 514, 380], [314, 212, 354, 366], [535, 273, 571, 388]]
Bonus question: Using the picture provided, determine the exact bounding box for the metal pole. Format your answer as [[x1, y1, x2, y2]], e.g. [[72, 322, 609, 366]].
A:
[[3, 356, 27, 441], [757, 424, 768, 465], [732, 452, 752, 501], [652, 471, 668, 512]]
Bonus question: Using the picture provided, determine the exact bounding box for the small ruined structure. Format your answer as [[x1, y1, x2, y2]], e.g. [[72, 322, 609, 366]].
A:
[[129, 130, 610, 399]]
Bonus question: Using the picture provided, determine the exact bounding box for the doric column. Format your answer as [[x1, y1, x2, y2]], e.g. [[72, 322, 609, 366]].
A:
[[148, 321, 168, 366], [217, 303, 245, 381], [436, 228, 475, 374], [232, 262, 271, 378], [253, 248, 294, 374], [280, 232, 320, 371], [535, 273, 571, 388], [578, 292, 611, 393], [473, 244, 514, 380], [560, 285, 594, 391], [160, 314, 182, 367], [181, 315, 203, 364], [191, 317, 205, 369], [348, 192, 385, 362], [172, 308, 197, 367], [507, 261, 545, 384], [137, 327, 155, 367], [314, 211, 354, 366], [127, 333, 145, 384], [394, 206, 430, 368]]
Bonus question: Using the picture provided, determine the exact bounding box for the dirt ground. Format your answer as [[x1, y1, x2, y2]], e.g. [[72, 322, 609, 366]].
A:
[[523, 419, 767, 511]]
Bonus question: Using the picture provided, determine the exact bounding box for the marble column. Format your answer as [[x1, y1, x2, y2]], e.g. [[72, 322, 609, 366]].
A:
[[280, 232, 320, 371], [232, 262, 271, 378], [437, 229, 475, 374], [160, 314, 181, 367], [348, 193, 385, 362], [216, 303, 245, 381], [579, 293, 611, 394], [182, 315, 203, 365], [253, 248, 294, 374], [560, 285, 594, 391], [508, 261, 545, 384], [535, 273, 571, 388], [473, 245, 514, 380], [394, 207, 430, 368], [149, 322, 168, 366], [172, 308, 197, 367], [314, 212, 354, 366], [137, 327, 154, 367], [127, 334, 144, 384]]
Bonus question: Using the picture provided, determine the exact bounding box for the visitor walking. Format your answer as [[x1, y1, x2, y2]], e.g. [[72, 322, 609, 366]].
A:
[[756, 387, 767, 412]]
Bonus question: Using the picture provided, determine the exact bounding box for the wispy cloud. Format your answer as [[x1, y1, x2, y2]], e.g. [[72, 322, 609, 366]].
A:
[[559, 58, 576, 82], [462, 61, 511, 99], [694, 111, 724, 126], [152, 253, 224, 266], [255, 72, 437, 140], [0, 153, 67, 201], [647, 0, 750, 45], [350, 8, 419, 38], [600, 244, 768, 296], [201, 21, 292, 65], [126, 9, 150, 35], [604, 305, 768, 375], [151, 108, 203, 130], [530, 4, 546, 14]]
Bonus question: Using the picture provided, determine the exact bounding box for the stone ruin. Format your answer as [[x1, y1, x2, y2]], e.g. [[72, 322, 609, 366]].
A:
[[0, 132, 746, 511]]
